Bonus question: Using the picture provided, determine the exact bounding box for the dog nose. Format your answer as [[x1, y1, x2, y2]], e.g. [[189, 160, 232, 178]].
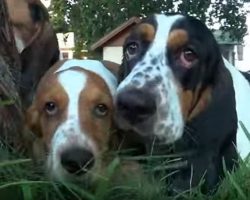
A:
[[61, 147, 95, 174], [116, 89, 156, 123]]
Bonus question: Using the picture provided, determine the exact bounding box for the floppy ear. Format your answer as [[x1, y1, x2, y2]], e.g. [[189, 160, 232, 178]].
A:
[[101, 60, 120, 77], [25, 103, 42, 137], [6, 0, 49, 53]]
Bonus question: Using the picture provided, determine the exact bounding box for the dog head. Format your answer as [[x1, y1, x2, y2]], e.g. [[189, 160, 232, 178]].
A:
[[116, 14, 222, 144], [26, 59, 118, 182]]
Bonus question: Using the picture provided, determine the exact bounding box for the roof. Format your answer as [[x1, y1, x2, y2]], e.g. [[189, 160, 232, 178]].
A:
[[91, 17, 240, 51], [90, 16, 141, 51]]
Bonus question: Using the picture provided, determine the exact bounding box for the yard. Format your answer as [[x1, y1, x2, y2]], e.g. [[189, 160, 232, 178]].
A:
[[0, 125, 250, 200]]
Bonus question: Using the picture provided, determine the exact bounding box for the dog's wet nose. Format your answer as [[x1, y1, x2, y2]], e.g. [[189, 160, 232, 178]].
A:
[[61, 147, 95, 174], [116, 89, 156, 123]]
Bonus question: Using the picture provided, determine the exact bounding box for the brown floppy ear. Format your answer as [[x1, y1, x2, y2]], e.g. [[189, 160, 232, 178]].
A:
[[6, 0, 49, 53], [25, 103, 42, 137], [101, 60, 120, 77]]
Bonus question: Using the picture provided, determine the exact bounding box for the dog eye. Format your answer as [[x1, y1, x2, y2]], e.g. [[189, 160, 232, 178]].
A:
[[44, 101, 57, 115], [125, 42, 139, 59], [94, 104, 108, 117], [180, 48, 197, 68]]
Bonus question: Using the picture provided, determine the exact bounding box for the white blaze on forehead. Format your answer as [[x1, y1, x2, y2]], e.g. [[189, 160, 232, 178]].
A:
[[56, 59, 117, 97], [223, 58, 250, 160], [48, 70, 94, 178], [150, 14, 183, 56], [117, 14, 184, 143]]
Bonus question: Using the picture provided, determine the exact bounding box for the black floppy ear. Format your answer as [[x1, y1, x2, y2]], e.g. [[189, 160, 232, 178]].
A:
[[117, 56, 129, 83], [101, 60, 120, 77]]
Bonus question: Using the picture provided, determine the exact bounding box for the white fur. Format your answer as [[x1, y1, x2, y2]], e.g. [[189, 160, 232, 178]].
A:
[[48, 70, 95, 180], [223, 58, 250, 160], [56, 59, 117, 97], [14, 34, 25, 53], [117, 14, 184, 143]]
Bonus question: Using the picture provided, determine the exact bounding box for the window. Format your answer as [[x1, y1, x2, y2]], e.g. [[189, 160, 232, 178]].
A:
[[62, 52, 69, 59]]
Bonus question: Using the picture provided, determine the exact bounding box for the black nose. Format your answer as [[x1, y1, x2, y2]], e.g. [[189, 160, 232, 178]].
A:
[[116, 89, 156, 123], [61, 147, 95, 174]]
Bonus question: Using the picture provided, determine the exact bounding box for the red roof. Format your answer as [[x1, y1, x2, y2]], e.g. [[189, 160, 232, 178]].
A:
[[90, 16, 141, 51]]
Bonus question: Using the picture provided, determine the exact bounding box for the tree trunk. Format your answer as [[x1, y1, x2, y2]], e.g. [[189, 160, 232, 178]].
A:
[[0, 0, 24, 153]]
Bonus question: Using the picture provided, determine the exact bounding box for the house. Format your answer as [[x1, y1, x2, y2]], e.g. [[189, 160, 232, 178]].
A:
[[235, 2, 250, 72], [91, 17, 141, 64], [56, 32, 75, 59], [91, 17, 241, 65], [41, 0, 88, 60]]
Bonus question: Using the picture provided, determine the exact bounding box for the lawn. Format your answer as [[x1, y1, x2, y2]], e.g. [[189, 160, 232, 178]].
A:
[[0, 124, 250, 200]]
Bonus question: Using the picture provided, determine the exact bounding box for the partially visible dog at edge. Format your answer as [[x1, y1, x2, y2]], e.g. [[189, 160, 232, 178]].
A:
[[25, 59, 130, 183], [115, 13, 250, 193], [6, 0, 60, 109]]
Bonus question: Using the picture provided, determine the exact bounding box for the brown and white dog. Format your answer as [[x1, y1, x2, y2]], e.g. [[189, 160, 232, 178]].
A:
[[6, 0, 59, 108], [26, 59, 118, 182]]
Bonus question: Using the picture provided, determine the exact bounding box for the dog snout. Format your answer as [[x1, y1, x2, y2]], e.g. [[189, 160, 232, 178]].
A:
[[60, 147, 95, 175], [116, 89, 156, 124]]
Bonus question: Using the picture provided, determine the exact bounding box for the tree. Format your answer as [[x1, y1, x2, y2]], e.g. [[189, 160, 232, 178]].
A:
[[50, 0, 247, 54]]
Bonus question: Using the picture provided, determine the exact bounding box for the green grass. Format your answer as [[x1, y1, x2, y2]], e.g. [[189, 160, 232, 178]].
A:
[[1, 124, 250, 200]]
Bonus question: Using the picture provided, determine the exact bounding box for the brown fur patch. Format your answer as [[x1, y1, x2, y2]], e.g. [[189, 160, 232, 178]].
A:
[[26, 62, 69, 145], [6, 0, 49, 48], [101, 60, 120, 77], [79, 70, 114, 153], [136, 23, 155, 42], [180, 86, 212, 121], [168, 29, 188, 51]]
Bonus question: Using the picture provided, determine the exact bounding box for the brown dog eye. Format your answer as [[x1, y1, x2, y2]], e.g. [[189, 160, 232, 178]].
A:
[[44, 101, 57, 115], [183, 48, 197, 62], [125, 42, 139, 59], [94, 104, 108, 117], [180, 48, 197, 68]]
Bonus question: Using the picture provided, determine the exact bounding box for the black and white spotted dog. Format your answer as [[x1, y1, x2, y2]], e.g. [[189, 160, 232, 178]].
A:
[[115, 14, 250, 192]]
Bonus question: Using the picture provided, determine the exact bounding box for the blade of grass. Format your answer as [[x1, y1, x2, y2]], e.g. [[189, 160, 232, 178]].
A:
[[0, 181, 51, 190], [94, 157, 120, 200], [0, 159, 31, 168], [21, 184, 33, 200], [222, 157, 247, 200], [61, 182, 95, 200], [226, 171, 247, 200], [239, 121, 250, 142]]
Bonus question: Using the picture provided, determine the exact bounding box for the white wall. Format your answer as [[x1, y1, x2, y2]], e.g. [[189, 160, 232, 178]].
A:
[[56, 32, 75, 60], [235, 3, 250, 72], [103, 46, 123, 64], [56, 32, 75, 49], [41, 0, 51, 8]]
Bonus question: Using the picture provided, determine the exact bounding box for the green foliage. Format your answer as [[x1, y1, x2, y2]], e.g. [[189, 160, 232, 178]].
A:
[[49, 0, 72, 33], [50, 0, 247, 54]]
